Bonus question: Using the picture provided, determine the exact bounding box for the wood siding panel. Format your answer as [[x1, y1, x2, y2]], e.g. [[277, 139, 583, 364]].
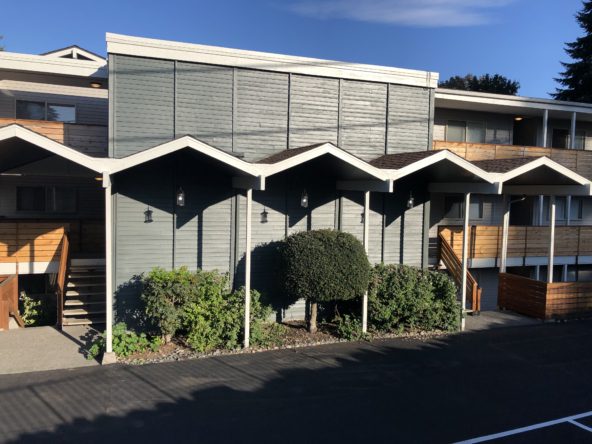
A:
[[387, 84, 430, 153]]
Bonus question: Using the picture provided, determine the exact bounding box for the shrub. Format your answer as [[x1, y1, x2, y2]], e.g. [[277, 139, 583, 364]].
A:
[[18, 291, 42, 326], [87, 322, 161, 360], [369, 264, 459, 332], [334, 314, 367, 341], [279, 229, 371, 333]]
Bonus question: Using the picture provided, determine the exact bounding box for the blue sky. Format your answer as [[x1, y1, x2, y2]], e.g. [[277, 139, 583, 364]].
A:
[[0, 0, 585, 98]]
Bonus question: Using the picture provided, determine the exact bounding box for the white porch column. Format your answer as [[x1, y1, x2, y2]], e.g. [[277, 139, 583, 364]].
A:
[[570, 112, 577, 149], [542, 109, 549, 148], [102, 173, 116, 364], [500, 195, 510, 273], [244, 188, 252, 348], [362, 190, 370, 334], [548, 195, 556, 283], [460, 192, 471, 331]]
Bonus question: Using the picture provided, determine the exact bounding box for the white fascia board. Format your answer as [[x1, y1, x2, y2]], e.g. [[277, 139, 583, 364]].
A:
[[106, 33, 438, 88], [435, 89, 592, 115], [0, 125, 107, 173], [0, 51, 107, 78], [44, 47, 106, 63], [427, 182, 501, 194], [497, 157, 590, 186], [259, 143, 388, 181], [109, 136, 259, 177], [502, 184, 592, 196], [388, 150, 494, 183]]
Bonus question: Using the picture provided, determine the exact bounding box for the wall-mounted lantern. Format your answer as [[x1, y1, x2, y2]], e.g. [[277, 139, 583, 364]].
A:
[[261, 207, 269, 224], [144, 206, 153, 223], [300, 189, 309, 208], [407, 192, 415, 209], [176, 187, 186, 207], [360, 212, 365, 224]]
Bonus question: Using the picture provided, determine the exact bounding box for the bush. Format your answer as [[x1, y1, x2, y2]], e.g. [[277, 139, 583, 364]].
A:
[[279, 229, 371, 333], [18, 291, 42, 326], [87, 322, 161, 360], [334, 314, 367, 341], [369, 264, 459, 332]]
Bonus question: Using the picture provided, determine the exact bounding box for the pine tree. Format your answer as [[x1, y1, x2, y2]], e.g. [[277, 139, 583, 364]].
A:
[[553, 1, 592, 102]]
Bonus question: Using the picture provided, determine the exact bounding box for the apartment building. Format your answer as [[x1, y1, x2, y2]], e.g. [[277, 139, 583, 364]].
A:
[[1, 34, 591, 357]]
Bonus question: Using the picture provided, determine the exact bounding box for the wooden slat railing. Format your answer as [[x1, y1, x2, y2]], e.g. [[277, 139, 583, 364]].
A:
[[433, 140, 592, 180], [499, 272, 592, 320], [439, 225, 592, 260], [438, 232, 482, 312], [56, 233, 70, 328], [0, 274, 20, 331]]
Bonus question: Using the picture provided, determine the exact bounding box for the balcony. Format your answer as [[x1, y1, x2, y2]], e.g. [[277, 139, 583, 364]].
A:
[[0, 118, 107, 157], [433, 140, 592, 180], [439, 225, 592, 262]]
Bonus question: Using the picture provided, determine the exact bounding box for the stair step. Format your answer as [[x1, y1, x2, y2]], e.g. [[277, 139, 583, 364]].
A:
[[68, 274, 106, 279], [63, 307, 106, 316], [66, 281, 106, 288], [64, 299, 106, 307], [66, 290, 105, 297], [62, 317, 105, 326]]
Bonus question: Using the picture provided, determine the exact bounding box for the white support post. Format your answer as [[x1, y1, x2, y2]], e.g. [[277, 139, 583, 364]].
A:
[[362, 190, 370, 334], [102, 173, 116, 364], [538, 195, 544, 226], [500, 195, 510, 273], [566, 195, 572, 226], [542, 109, 549, 148], [570, 112, 577, 150], [460, 192, 470, 331], [548, 195, 556, 283], [244, 189, 252, 348]]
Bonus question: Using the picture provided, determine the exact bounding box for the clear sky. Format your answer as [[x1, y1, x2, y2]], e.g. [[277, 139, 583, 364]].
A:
[[0, 0, 585, 98]]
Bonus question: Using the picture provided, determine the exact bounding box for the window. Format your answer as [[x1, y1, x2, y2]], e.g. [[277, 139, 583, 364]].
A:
[[552, 129, 586, 150], [488, 128, 511, 144], [445, 121, 486, 143], [16, 186, 77, 213], [15, 100, 76, 123], [444, 195, 483, 219], [543, 196, 583, 221], [571, 197, 584, 220]]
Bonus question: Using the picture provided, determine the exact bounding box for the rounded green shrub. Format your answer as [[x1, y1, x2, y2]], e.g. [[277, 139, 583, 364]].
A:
[[369, 264, 459, 332], [279, 229, 371, 332]]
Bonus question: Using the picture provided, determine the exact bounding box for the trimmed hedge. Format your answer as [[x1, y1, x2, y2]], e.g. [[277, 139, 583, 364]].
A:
[[368, 264, 459, 332]]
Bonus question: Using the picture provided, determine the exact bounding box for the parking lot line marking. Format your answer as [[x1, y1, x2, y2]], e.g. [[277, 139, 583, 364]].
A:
[[455, 411, 592, 443], [568, 420, 592, 433]]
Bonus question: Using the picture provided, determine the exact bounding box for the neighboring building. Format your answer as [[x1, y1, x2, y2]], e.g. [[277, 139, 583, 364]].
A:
[[1, 34, 591, 355]]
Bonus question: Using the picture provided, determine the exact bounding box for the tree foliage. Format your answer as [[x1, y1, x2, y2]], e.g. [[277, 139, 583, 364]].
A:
[[553, 1, 592, 102], [439, 73, 520, 95]]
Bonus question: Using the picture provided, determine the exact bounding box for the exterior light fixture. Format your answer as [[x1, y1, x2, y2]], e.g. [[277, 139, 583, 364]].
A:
[[407, 192, 415, 209], [260, 207, 269, 224], [514, 116, 523, 121], [176, 187, 186, 207], [144, 206, 153, 223], [300, 189, 309, 208], [90, 81, 102, 88], [360, 212, 365, 224]]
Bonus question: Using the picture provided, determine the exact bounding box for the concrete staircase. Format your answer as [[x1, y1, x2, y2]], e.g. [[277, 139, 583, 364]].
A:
[[62, 258, 106, 326]]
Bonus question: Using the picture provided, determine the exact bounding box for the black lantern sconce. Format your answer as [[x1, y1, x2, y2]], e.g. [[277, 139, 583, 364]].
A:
[[407, 192, 415, 209], [176, 187, 186, 207], [300, 189, 309, 208], [360, 212, 365, 224], [144, 206, 153, 223], [260, 207, 269, 224]]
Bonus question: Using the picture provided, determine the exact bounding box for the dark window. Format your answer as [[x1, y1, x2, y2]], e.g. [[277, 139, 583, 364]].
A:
[[16, 101, 46, 120], [444, 195, 484, 219], [17, 187, 45, 211], [47, 186, 77, 213], [47, 104, 76, 123]]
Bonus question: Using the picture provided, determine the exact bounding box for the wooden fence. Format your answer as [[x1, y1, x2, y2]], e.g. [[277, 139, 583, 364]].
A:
[[499, 272, 592, 320], [0, 274, 20, 331]]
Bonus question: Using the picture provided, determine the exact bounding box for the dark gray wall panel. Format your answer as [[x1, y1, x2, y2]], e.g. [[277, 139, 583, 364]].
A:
[[387, 84, 430, 153], [402, 204, 424, 267], [234, 69, 289, 161], [176, 62, 234, 151], [289, 75, 339, 148], [112, 55, 175, 157], [339, 80, 387, 160]]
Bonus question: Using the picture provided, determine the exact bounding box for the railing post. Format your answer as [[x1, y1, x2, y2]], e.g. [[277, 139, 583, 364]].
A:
[[244, 188, 252, 348], [542, 109, 549, 148], [500, 195, 510, 273], [570, 112, 577, 150], [102, 173, 116, 364], [548, 195, 556, 283], [362, 190, 370, 334], [461, 192, 471, 331]]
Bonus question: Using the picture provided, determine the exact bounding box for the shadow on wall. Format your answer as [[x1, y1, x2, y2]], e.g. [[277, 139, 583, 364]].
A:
[[114, 275, 148, 330]]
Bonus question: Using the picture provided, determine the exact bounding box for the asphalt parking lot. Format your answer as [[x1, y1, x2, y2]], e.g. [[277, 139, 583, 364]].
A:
[[1, 320, 592, 443]]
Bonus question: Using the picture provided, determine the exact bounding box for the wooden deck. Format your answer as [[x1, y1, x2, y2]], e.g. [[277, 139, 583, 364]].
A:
[[433, 140, 592, 180], [499, 272, 592, 320], [0, 118, 107, 156], [439, 225, 592, 260]]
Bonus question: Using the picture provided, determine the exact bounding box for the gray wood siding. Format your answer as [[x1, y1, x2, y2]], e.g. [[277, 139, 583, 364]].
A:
[[233, 69, 289, 161], [175, 62, 234, 151], [339, 80, 387, 160], [289, 75, 339, 148], [112, 55, 175, 157], [387, 85, 430, 153]]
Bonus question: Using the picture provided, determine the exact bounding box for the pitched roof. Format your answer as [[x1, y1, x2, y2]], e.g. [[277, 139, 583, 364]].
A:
[[471, 157, 541, 173], [369, 150, 439, 169], [256, 143, 327, 164]]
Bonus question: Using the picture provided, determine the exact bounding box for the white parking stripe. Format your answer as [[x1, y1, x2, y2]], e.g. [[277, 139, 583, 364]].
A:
[[455, 410, 592, 443], [569, 420, 592, 433]]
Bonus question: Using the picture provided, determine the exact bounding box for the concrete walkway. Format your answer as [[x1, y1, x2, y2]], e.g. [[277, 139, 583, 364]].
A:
[[0, 325, 99, 375], [465, 310, 540, 331]]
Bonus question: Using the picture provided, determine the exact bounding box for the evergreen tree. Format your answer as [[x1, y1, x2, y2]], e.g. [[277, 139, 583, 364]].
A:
[[554, 1, 592, 102], [439, 73, 520, 95]]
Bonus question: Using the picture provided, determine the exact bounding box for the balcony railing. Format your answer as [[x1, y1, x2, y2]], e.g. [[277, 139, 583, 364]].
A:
[[0, 118, 107, 156], [439, 225, 592, 260], [433, 140, 592, 180]]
